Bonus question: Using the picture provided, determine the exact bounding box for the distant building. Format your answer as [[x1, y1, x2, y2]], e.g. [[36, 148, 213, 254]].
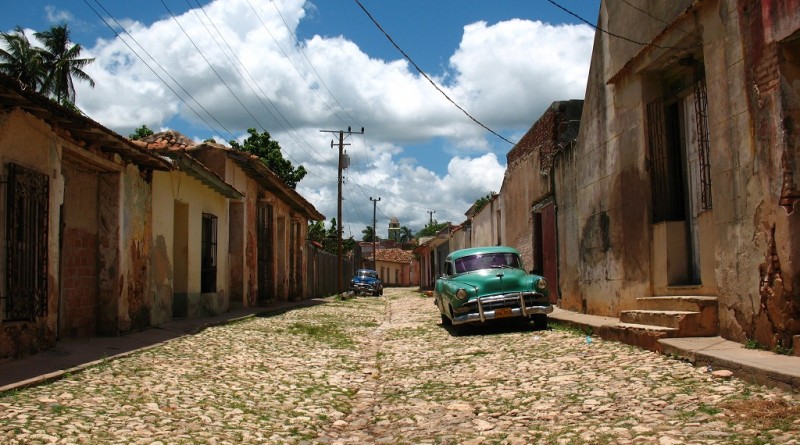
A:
[[374, 248, 413, 286], [388, 216, 401, 241]]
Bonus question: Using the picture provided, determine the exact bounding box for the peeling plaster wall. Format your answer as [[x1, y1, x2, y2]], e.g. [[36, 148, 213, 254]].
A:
[[118, 163, 153, 333], [0, 110, 63, 358], [151, 169, 231, 322], [498, 111, 554, 270], [719, 0, 800, 349], [575, 0, 799, 350], [470, 198, 499, 248], [571, 0, 697, 316]]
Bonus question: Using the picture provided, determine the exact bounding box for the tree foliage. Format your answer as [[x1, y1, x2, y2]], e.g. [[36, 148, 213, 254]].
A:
[[362, 225, 377, 242], [399, 226, 414, 243], [473, 192, 496, 214], [0, 24, 94, 106], [415, 221, 449, 238], [230, 128, 307, 189], [34, 25, 95, 105], [129, 125, 155, 140], [308, 219, 355, 255]]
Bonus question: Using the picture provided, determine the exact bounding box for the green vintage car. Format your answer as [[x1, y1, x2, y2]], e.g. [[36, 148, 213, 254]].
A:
[[434, 246, 552, 330]]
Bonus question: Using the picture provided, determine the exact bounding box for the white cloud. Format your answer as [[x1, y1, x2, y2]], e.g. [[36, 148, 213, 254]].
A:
[[45, 6, 73, 24], [71, 0, 593, 233]]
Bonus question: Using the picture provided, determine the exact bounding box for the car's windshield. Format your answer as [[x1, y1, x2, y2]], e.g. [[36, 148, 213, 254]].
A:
[[357, 271, 376, 278], [454, 253, 522, 273]]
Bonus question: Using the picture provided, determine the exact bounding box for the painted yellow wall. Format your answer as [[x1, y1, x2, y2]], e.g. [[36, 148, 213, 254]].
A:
[[151, 168, 231, 322]]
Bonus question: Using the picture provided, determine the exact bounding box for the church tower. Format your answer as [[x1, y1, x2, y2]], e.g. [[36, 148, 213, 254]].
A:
[[388, 216, 400, 241]]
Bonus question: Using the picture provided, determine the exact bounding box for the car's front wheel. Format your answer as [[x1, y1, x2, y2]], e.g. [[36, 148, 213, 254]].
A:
[[440, 312, 452, 326], [532, 314, 548, 330]]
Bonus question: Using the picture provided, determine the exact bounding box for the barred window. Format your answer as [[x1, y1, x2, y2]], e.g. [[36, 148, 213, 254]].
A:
[[4, 163, 49, 321], [201, 213, 217, 293]]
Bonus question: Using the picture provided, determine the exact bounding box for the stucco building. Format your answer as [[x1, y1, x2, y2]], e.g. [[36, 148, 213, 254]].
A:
[[0, 73, 170, 358], [564, 0, 800, 352], [187, 140, 324, 303], [374, 248, 414, 286]]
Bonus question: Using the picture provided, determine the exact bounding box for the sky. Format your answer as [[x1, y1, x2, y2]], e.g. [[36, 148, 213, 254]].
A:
[[2, 0, 600, 238]]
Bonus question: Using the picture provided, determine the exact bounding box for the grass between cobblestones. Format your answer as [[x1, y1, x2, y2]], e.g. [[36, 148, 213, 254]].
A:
[[1, 290, 799, 444]]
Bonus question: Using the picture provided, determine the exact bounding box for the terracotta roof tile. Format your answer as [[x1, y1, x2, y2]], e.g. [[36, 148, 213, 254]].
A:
[[375, 248, 413, 264]]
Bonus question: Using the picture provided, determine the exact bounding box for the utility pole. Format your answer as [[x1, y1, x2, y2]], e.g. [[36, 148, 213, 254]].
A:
[[428, 210, 436, 226], [370, 196, 381, 269], [320, 126, 364, 294]]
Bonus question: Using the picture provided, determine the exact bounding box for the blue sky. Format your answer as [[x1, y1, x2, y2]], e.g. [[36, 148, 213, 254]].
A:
[[2, 0, 600, 235]]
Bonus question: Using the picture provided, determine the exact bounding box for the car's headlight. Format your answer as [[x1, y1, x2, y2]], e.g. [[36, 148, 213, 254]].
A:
[[535, 278, 548, 290], [455, 288, 468, 300]]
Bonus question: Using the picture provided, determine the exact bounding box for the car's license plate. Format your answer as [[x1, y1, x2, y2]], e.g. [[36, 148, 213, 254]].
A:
[[495, 307, 512, 318]]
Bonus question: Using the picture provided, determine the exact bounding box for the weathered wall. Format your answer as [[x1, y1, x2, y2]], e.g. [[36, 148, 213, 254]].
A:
[[574, 0, 800, 351], [0, 110, 64, 358], [720, 0, 800, 349], [60, 161, 99, 338], [499, 110, 554, 270], [571, 0, 696, 316], [499, 100, 583, 277], [118, 163, 153, 333], [470, 196, 499, 248], [151, 168, 231, 322]]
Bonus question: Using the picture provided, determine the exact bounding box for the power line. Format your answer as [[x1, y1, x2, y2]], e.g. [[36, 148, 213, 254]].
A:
[[546, 0, 698, 50], [269, 0, 358, 126], [353, 0, 515, 145], [85, 0, 240, 142], [187, 0, 339, 182], [160, 0, 266, 131]]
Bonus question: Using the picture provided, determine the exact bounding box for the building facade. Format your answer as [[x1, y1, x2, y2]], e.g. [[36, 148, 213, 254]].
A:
[[566, 0, 800, 351], [0, 73, 170, 358]]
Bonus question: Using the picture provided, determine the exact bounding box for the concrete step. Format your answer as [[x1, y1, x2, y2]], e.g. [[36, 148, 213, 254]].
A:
[[637, 295, 718, 312], [620, 309, 717, 337], [600, 322, 678, 352]]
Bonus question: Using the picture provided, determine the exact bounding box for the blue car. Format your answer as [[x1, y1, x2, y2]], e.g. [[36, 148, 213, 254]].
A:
[[350, 269, 384, 296]]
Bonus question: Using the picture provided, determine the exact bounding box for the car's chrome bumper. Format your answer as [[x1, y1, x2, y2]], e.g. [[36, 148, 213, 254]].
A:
[[452, 292, 552, 325], [351, 284, 376, 292]]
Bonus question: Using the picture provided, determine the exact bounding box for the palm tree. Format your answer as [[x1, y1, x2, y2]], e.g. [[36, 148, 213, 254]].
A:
[[362, 225, 377, 242], [399, 226, 414, 243], [0, 27, 46, 91], [35, 24, 95, 105]]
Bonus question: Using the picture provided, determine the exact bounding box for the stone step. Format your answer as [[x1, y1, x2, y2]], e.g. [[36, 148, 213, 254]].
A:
[[620, 309, 717, 337], [637, 295, 718, 312], [599, 322, 678, 352]]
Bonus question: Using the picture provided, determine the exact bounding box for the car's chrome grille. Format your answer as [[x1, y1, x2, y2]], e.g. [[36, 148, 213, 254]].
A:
[[465, 293, 545, 311]]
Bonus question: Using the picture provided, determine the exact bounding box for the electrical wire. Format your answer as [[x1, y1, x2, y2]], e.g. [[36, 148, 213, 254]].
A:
[[85, 0, 240, 142], [269, 0, 358, 126], [160, 0, 266, 131], [187, 0, 339, 183], [546, 0, 698, 49], [353, 0, 515, 146], [245, 0, 357, 130]]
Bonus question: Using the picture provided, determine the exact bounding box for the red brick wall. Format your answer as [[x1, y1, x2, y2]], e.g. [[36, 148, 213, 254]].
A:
[[61, 227, 98, 337]]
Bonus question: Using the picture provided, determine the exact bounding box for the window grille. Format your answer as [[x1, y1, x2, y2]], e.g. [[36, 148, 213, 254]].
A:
[[646, 98, 686, 222], [693, 77, 713, 210], [201, 213, 217, 293], [4, 163, 49, 320]]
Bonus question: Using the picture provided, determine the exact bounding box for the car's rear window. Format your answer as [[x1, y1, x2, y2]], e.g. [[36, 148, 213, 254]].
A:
[[454, 253, 522, 273]]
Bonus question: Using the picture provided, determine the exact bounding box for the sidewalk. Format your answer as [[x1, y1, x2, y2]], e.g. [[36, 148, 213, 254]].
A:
[[549, 307, 800, 391], [2, 302, 798, 393], [0, 299, 326, 392]]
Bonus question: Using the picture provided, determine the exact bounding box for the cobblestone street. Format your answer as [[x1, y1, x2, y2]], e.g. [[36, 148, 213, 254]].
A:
[[2, 288, 799, 444]]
